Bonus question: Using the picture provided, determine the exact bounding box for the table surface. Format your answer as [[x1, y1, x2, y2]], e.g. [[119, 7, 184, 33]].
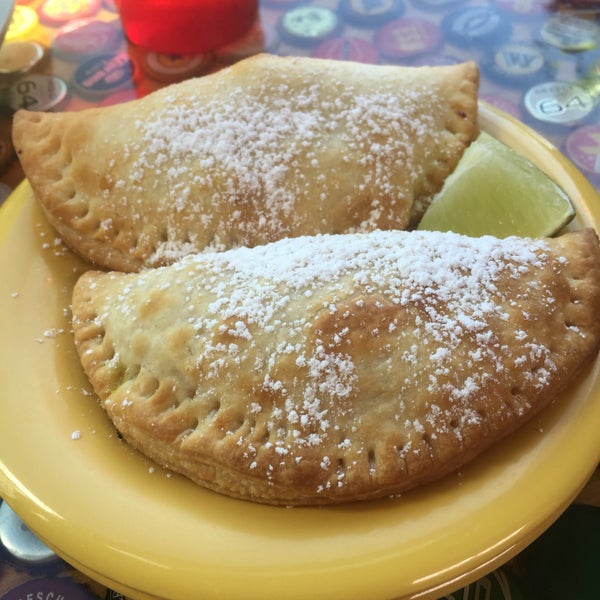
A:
[[0, 1, 599, 599]]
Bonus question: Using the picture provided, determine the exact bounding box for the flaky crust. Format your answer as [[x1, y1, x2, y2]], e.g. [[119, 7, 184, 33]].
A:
[[14, 54, 478, 272], [71, 228, 600, 505]]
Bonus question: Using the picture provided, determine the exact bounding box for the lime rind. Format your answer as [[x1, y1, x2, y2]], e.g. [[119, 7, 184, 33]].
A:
[[417, 132, 575, 238]]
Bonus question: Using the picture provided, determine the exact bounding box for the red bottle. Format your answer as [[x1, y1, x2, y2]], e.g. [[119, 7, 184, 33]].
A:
[[115, 0, 258, 54]]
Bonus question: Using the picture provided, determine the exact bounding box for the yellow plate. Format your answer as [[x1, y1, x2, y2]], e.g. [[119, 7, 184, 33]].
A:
[[1, 103, 599, 600]]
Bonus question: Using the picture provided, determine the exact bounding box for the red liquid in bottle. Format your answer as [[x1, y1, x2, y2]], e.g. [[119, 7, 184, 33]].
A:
[[116, 0, 258, 54]]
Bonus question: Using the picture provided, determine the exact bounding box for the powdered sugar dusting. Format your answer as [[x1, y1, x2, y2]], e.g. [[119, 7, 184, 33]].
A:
[[94, 229, 576, 494], [115, 66, 447, 261]]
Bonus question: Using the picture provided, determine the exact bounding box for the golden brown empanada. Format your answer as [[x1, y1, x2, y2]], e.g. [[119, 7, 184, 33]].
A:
[[71, 228, 600, 505], [14, 54, 478, 272]]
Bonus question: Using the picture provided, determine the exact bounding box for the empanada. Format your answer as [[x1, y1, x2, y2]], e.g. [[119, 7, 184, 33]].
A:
[[14, 54, 478, 272], [71, 228, 600, 505]]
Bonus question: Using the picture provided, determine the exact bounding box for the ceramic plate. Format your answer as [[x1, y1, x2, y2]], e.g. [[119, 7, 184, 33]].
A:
[[1, 103, 599, 600]]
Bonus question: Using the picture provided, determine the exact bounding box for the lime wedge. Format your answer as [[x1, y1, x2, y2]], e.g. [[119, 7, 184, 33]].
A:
[[417, 131, 575, 238]]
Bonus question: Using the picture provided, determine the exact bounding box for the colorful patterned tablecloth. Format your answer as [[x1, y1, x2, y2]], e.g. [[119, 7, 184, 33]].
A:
[[0, 1, 599, 599]]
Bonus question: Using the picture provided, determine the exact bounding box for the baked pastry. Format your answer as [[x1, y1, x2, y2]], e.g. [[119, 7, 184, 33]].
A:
[[13, 54, 479, 272], [71, 228, 600, 505]]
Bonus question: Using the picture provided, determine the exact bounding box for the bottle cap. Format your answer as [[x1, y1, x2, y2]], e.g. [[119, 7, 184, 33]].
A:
[[279, 6, 342, 47], [494, 0, 553, 19], [0, 501, 57, 564], [2, 73, 69, 112], [0, 578, 97, 600], [339, 0, 405, 29], [483, 41, 553, 87], [5, 5, 39, 42], [375, 18, 443, 61], [0, 41, 46, 79], [72, 51, 137, 100], [442, 6, 512, 49], [565, 123, 600, 183], [523, 80, 596, 128], [539, 13, 600, 52], [143, 51, 214, 83], [52, 18, 123, 61], [38, 0, 101, 27]]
